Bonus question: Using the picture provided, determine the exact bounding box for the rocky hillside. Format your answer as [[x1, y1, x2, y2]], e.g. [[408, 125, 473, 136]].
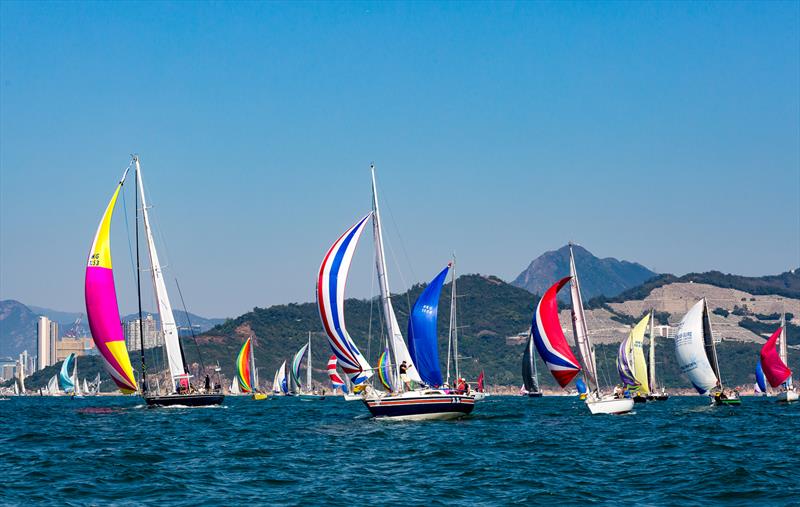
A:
[[511, 244, 657, 300], [0, 300, 38, 357]]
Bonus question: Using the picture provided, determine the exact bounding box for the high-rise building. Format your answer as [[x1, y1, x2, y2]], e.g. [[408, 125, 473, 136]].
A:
[[37, 316, 50, 370], [49, 321, 59, 365], [125, 314, 161, 351]]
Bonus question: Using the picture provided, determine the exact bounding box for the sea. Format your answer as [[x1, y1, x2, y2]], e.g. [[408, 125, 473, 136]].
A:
[[1, 395, 797, 506]]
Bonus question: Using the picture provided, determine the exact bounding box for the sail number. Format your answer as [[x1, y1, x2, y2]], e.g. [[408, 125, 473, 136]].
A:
[[88, 253, 101, 266]]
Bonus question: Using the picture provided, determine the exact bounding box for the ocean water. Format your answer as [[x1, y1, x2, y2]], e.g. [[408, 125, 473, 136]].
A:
[[1, 395, 797, 506]]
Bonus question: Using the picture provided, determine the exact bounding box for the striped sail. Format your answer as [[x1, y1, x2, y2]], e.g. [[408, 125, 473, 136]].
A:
[[291, 343, 309, 391], [326, 355, 347, 393], [316, 214, 373, 383], [59, 353, 76, 393], [531, 277, 582, 388], [237, 337, 253, 393], [618, 314, 650, 392], [85, 170, 138, 394], [760, 326, 792, 388], [617, 334, 638, 388], [675, 299, 719, 395], [377, 349, 394, 392]]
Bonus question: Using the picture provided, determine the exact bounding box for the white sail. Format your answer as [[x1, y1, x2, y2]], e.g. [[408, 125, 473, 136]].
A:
[[13, 381, 19, 395], [370, 165, 421, 384], [134, 157, 186, 383], [83, 378, 89, 394], [230, 377, 240, 394], [273, 361, 287, 394], [569, 245, 599, 392], [778, 313, 793, 389], [47, 375, 59, 395], [306, 333, 312, 391], [92, 372, 100, 393], [675, 299, 719, 395]]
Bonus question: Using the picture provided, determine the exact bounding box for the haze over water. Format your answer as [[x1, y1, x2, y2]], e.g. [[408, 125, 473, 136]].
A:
[[2, 396, 796, 505]]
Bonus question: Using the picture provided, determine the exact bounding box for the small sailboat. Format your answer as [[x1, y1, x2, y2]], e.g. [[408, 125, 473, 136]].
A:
[[237, 337, 268, 400], [617, 314, 650, 403], [675, 299, 741, 406], [47, 374, 59, 396], [760, 318, 796, 403], [291, 333, 325, 399], [317, 166, 475, 420], [521, 331, 543, 397], [646, 312, 669, 401], [472, 370, 488, 401], [59, 353, 77, 394], [754, 361, 768, 396], [85, 156, 223, 407], [272, 361, 289, 396], [82, 378, 90, 396]]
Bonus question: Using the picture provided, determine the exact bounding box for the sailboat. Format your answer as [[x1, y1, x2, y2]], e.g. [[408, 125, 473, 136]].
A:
[[272, 360, 289, 396], [237, 337, 268, 400], [58, 353, 78, 395], [521, 331, 543, 397], [82, 378, 90, 396], [326, 355, 349, 395], [47, 374, 59, 396], [754, 361, 768, 396], [473, 370, 488, 401], [617, 314, 650, 403], [291, 333, 324, 399], [646, 312, 669, 401], [442, 257, 482, 399], [675, 298, 741, 406], [85, 156, 223, 407], [316, 165, 475, 420], [760, 318, 796, 403]]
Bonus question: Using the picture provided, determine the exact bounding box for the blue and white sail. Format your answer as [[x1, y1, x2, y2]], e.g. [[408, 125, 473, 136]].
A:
[[674, 299, 720, 395], [59, 353, 77, 393], [317, 214, 374, 384], [407, 266, 449, 387], [755, 361, 767, 395]]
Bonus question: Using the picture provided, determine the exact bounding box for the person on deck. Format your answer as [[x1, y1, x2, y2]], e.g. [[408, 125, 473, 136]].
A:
[[399, 361, 412, 391]]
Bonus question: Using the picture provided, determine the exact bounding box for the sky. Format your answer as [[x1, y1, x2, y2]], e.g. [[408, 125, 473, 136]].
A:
[[1, 1, 798, 318]]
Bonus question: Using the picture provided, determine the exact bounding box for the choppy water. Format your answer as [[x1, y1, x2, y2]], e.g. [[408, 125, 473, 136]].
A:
[[1, 395, 797, 506]]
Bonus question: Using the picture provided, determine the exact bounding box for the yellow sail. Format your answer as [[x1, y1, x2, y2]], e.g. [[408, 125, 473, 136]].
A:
[[631, 313, 650, 393]]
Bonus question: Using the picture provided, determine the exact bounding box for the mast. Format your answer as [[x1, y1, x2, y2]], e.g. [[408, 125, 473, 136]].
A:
[[307, 332, 312, 392], [134, 156, 148, 394], [648, 310, 657, 391], [450, 257, 460, 381], [702, 298, 723, 388], [370, 164, 408, 390], [568, 244, 599, 394], [250, 336, 257, 391], [779, 311, 792, 389], [134, 157, 187, 388]]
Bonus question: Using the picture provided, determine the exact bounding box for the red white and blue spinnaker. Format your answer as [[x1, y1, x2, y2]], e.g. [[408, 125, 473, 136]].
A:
[[531, 277, 582, 388]]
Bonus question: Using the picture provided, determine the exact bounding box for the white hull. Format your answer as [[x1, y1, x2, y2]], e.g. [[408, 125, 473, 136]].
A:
[[776, 390, 798, 403], [375, 411, 467, 422], [344, 393, 362, 401], [472, 392, 488, 401], [586, 396, 634, 415]]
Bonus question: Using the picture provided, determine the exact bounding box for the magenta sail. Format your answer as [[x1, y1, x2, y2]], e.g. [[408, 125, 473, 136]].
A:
[[760, 327, 792, 388]]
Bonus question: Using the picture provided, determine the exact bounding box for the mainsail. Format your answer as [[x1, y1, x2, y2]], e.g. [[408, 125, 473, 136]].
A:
[[317, 214, 374, 383], [522, 333, 539, 393], [230, 377, 241, 395], [675, 299, 719, 395], [407, 266, 449, 388], [85, 168, 138, 394], [135, 158, 186, 384], [760, 326, 792, 388], [47, 375, 59, 395], [59, 353, 76, 393], [291, 343, 309, 392], [326, 355, 347, 393], [531, 277, 582, 388], [272, 361, 288, 394], [237, 337, 253, 393], [568, 246, 598, 392]]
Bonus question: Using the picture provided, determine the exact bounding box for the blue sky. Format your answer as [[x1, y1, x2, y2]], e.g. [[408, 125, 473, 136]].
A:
[[1, 1, 798, 317]]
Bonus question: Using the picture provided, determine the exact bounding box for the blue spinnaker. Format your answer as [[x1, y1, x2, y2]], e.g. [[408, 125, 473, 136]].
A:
[[755, 361, 767, 393], [407, 266, 449, 387], [59, 353, 76, 392], [576, 377, 588, 394]]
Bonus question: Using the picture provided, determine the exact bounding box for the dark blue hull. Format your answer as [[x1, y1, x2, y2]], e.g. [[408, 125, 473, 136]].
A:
[[364, 394, 475, 420]]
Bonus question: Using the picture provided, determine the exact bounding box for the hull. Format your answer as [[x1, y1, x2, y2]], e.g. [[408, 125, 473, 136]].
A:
[[252, 393, 270, 400], [647, 394, 670, 401], [343, 393, 362, 401], [776, 390, 798, 403], [145, 393, 225, 407], [364, 392, 475, 420], [632, 395, 647, 404], [298, 394, 326, 401], [473, 392, 488, 401], [586, 396, 634, 415], [711, 392, 742, 406], [527, 391, 543, 398]]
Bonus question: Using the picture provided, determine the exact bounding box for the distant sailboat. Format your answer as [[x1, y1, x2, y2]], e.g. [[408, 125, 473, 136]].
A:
[[316, 166, 475, 420], [85, 156, 222, 407], [47, 375, 59, 396], [754, 361, 768, 396], [617, 314, 650, 403], [272, 361, 289, 396], [675, 299, 741, 406], [236, 337, 267, 399], [760, 319, 796, 403], [290, 333, 324, 399]]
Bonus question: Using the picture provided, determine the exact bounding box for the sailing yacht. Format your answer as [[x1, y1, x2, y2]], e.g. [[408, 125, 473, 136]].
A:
[[760, 316, 796, 403], [85, 156, 223, 407], [291, 333, 325, 399], [272, 361, 289, 396], [646, 312, 669, 401], [754, 361, 768, 396], [521, 332, 543, 397], [316, 165, 475, 420], [236, 337, 268, 399], [617, 314, 650, 403], [675, 299, 741, 406]]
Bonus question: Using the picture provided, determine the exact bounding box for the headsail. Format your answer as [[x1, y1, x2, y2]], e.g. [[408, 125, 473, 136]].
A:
[[326, 355, 347, 393], [531, 277, 582, 388], [317, 214, 374, 383], [617, 334, 638, 389], [675, 299, 719, 395], [407, 266, 449, 388], [230, 377, 241, 394], [377, 348, 394, 392], [236, 337, 253, 393], [59, 353, 77, 393], [477, 370, 485, 393], [618, 314, 650, 392], [85, 169, 138, 394], [272, 361, 288, 394], [760, 327, 792, 388], [291, 343, 309, 391], [47, 375, 59, 395]]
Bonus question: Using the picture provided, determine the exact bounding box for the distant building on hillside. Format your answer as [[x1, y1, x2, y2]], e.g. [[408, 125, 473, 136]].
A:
[[125, 314, 161, 351], [36, 316, 59, 370], [56, 337, 95, 361]]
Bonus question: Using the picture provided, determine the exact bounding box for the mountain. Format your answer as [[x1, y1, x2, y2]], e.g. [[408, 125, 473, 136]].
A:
[[27, 306, 83, 326], [511, 244, 658, 300], [0, 300, 38, 357]]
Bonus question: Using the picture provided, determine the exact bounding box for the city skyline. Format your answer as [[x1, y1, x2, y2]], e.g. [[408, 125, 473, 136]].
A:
[[2, 1, 798, 317]]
